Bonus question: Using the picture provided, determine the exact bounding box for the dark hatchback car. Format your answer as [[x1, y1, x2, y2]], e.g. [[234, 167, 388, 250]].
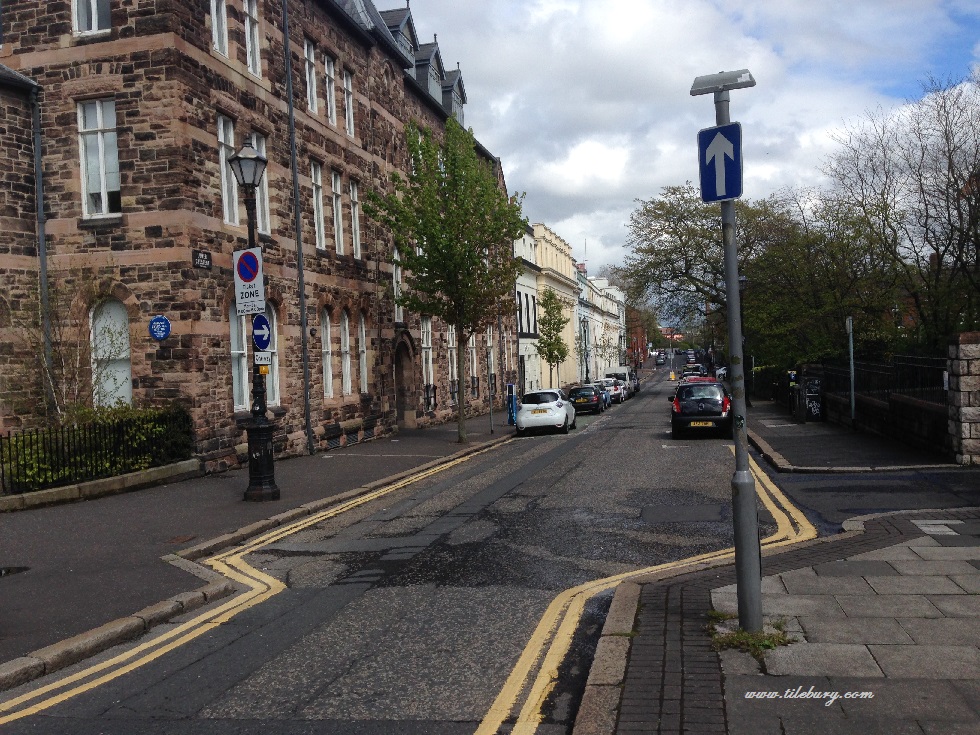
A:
[[668, 380, 733, 438], [568, 385, 604, 415]]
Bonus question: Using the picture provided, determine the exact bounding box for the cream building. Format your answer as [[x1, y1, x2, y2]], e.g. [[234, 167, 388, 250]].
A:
[[514, 225, 543, 395], [533, 224, 580, 389]]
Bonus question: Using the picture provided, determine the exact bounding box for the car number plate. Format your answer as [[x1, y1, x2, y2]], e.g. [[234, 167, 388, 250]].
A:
[[575, 398, 587, 403], [532, 409, 547, 414], [690, 421, 714, 427]]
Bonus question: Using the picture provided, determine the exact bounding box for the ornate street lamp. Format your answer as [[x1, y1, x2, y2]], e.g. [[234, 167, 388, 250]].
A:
[[229, 143, 278, 501]]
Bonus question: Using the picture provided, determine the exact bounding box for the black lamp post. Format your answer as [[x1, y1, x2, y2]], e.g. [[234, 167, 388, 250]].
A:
[[229, 143, 279, 501]]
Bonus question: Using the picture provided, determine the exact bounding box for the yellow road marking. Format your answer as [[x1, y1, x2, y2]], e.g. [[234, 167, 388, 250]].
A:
[[0, 443, 504, 725], [477, 453, 816, 735]]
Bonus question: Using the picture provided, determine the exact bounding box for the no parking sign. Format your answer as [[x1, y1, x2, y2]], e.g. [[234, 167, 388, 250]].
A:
[[233, 247, 265, 316]]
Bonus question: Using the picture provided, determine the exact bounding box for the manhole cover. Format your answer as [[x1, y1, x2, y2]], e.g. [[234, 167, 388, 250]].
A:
[[0, 566, 29, 577]]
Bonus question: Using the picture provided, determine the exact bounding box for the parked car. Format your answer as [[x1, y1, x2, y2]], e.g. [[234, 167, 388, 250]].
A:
[[593, 382, 612, 408], [714, 366, 728, 381], [668, 380, 733, 439], [516, 390, 577, 435], [655, 354, 666, 366], [610, 379, 628, 403], [680, 365, 703, 380], [568, 385, 604, 415]]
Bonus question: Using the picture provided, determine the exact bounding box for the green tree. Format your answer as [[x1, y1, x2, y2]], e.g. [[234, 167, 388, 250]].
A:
[[535, 288, 570, 387], [365, 118, 526, 443]]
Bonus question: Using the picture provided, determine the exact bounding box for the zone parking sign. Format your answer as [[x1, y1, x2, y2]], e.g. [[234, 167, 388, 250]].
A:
[[234, 247, 266, 316]]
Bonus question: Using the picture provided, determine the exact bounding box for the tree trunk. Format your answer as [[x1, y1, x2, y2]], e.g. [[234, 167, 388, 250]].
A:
[[456, 330, 468, 443]]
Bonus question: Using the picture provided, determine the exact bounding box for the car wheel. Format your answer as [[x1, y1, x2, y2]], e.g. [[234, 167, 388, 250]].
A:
[[561, 417, 569, 434], [516, 427, 525, 437], [571, 413, 577, 429]]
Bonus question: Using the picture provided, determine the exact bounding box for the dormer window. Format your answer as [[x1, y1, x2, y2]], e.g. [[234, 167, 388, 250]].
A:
[[428, 64, 441, 97]]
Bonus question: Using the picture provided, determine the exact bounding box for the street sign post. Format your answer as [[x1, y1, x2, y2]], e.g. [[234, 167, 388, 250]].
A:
[[691, 68, 762, 633], [234, 247, 266, 316], [698, 122, 742, 202]]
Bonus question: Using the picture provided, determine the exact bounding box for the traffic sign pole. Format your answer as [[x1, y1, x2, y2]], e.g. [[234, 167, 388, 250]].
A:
[[716, 90, 763, 634], [692, 69, 762, 633]]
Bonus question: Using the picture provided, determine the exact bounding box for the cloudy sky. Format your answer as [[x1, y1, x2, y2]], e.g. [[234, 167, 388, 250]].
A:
[[398, 0, 980, 271]]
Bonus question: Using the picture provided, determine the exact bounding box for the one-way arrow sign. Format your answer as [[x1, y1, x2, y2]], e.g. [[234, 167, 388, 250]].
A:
[[697, 122, 742, 202]]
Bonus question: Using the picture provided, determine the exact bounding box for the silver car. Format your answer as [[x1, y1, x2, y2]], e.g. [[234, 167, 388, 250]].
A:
[[516, 390, 577, 435]]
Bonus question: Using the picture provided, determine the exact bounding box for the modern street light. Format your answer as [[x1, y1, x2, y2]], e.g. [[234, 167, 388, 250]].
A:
[[229, 143, 279, 502], [691, 68, 762, 632]]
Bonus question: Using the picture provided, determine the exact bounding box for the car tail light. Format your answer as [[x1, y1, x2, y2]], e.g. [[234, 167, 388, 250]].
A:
[[721, 395, 731, 416], [672, 396, 681, 413]]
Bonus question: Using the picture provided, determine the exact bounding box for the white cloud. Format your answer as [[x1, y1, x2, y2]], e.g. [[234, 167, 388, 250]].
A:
[[401, 0, 977, 269]]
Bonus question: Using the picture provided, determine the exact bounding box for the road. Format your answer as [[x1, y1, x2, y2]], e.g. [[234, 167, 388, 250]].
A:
[[2, 369, 780, 734]]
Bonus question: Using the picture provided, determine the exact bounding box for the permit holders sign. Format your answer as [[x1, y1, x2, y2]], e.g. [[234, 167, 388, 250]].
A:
[[234, 247, 266, 316]]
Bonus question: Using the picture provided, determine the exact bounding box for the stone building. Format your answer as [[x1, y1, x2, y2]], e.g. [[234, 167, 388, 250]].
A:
[[0, 0, 515, 469]]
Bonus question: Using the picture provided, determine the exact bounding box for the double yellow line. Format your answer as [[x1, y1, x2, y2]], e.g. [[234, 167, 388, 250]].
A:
[[0, 447, 495, 725], [475, 453, 816, 735]]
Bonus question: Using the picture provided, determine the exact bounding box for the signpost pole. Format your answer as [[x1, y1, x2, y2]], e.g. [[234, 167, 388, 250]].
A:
[[692, 70, 763, 633]]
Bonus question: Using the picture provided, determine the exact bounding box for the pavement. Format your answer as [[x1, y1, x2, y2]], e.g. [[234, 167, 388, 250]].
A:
[[2, 375, 979, 734]]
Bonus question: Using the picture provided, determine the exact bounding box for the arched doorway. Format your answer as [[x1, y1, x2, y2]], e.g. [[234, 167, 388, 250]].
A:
[[394, 338, 416, 429]]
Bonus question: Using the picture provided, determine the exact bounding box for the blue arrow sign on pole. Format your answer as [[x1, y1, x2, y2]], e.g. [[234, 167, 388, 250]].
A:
[[697, 122, 742, 202], [252, 313, 272, 351]]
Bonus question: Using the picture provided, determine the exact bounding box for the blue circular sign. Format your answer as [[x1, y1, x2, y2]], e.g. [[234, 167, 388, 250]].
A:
[[252, 313, 272, 351], [149, 315, 171, 342], [237, 251, 260, 283]]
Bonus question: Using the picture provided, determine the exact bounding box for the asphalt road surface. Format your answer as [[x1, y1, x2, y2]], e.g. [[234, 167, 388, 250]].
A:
[[2, 372, 776, 734]]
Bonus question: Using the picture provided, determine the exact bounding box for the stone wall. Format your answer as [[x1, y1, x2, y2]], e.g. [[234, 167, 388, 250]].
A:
[[949, 331, 980, 465]]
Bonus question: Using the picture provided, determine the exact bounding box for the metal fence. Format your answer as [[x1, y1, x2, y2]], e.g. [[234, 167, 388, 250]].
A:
[[822, 356, 948, 406], [1, 408, 193, 495]]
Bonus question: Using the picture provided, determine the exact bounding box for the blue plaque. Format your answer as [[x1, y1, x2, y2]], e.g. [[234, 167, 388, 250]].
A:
[[149, 315, 171, 342]]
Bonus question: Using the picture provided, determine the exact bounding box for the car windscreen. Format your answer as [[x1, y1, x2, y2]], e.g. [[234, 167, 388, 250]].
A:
[[677, 385, 724, 401], [522, 392, 559, 405], [569, 388, 594, 398]]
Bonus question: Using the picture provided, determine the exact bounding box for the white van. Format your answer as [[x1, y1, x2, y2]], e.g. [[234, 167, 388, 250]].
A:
[[605, 366, 639, 396]]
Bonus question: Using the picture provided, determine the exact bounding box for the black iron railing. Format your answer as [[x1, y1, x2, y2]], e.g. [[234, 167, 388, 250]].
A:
[[822, 356, 948, 406], [1, 406, 193, 495]]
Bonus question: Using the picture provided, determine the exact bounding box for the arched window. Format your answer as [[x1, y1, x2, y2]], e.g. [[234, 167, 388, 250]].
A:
[[341, 310, 352, 396], [321, 309, 334, 398], [91, 298, 131, 407], [358, 312, 368, 393]]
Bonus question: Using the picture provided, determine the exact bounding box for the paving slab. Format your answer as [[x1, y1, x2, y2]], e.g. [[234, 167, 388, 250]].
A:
[[847, 546, 924, 561], [711, 591, 846, 618], [764, 643, 883, 677], [864, 575, 968, 595], [897, 617, 980, 645], [888, 560, 979, 576], [814, 560, 900, 577], [799, 617, 914, 644], [835, 594, 945, 618], [827, 676, 980, 720], [780, 574, 876, 595], [913, 546, 980, 560], [950, 574, 980, 592], [868, 644, 980, 678], [925, 594, 980, 617]]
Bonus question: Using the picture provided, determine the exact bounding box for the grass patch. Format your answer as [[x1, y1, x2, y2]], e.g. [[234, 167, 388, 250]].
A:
[[705, 610, 796, 663]]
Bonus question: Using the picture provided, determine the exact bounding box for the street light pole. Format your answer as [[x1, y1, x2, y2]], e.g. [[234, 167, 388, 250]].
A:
[[229, 144, 279, 502], [692, 70, 762, 632]]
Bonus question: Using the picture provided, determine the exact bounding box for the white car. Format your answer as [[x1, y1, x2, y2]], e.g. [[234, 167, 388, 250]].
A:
[[715, 366, 728, 381], [516, 390, 577, 435]]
